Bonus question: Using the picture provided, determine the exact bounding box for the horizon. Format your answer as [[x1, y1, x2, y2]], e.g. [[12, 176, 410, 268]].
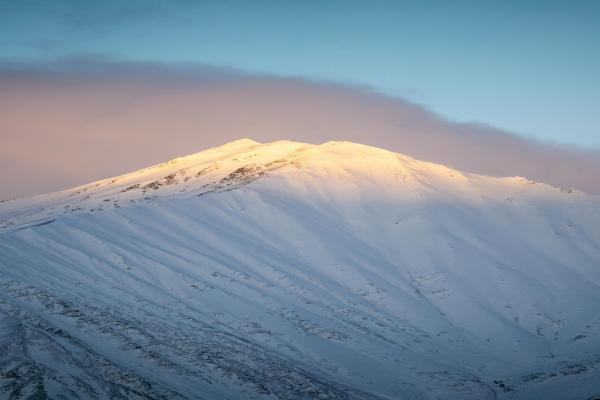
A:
[[1, 136, 594, 201]]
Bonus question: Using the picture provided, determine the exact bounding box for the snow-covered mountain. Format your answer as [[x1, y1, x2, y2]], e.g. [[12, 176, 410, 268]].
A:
[[1, 139, 599, 400]]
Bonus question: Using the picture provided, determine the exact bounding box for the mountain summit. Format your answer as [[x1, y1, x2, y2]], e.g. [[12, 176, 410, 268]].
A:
[[0, 139, 584, 231], [1, 139, 599, 399]]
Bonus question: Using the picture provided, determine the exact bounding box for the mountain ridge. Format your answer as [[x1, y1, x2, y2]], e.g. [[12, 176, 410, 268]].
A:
[[1, 139, 599, 399], [0, 139, 588, 232]]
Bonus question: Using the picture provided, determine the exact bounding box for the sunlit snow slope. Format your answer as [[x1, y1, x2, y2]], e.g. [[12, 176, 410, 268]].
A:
[[1, 139, 600, 400]]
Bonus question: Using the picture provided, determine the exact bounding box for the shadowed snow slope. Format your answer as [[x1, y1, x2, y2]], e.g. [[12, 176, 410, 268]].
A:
[[1, 139, 600, 399]]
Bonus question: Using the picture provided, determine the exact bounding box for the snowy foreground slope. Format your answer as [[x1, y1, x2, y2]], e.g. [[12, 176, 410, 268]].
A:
[[1, 139, 600, 400]]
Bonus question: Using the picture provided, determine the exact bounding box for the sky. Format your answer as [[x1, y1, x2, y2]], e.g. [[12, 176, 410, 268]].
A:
[[0, 0, 599, 198]]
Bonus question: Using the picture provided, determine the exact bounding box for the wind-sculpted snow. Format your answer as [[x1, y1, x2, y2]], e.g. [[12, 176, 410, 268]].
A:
[[1, 140, 600, 399]]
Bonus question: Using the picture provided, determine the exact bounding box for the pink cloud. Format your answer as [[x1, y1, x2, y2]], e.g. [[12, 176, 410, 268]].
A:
[[1, 59, 598, 198]]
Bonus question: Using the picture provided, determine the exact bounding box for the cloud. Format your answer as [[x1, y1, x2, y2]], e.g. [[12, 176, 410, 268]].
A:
[[1, 57, 599, 198]]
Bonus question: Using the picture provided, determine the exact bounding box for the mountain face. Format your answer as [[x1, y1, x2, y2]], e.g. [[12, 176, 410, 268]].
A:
[[1, 139, 599, 400]]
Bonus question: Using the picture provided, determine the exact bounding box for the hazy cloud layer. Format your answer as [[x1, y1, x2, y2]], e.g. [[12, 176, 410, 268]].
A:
[[1, 59, 599, 198]]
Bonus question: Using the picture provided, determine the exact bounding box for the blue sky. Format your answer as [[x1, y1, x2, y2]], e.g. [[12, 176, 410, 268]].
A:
[[1, 0, 599, 146]]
